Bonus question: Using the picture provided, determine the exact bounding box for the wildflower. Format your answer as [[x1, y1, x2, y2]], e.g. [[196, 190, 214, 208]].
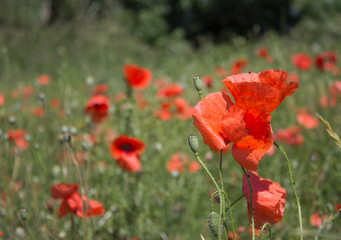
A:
[[222, 69, 298, 114], [296, 109, 318, 129], [242, 171, 286, 229], [123, 64, 152, 90], [310, 212, 329, 228], [92, 83, 108, 95], [84, 95, 109, 123], [31, 107, 44, 117], [291, 53, 311, 71], [216, 66, 227, 78], [0, 94, 4, 107], [7, 129, 28, 150], [154, 102, 172, 121], [256, 47, 273, 63], [315, 52, 339, 74], [50, 98, 60, 108], [231, 59, 248, 75], [134, 92, 147, 110], [50, 183, 105, 218], [173, 97, 193, 120], [109, 136, 145, 172], [202, 75, 213, 89], [274, 126, 303, 146], [37, 74, 51, 86], [166, 152, 200, 174], [156, 84, 183, 99]]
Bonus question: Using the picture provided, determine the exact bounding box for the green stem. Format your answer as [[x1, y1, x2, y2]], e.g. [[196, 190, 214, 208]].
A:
[[221, 191, 235, 239], [225, 194, 244, 212], [194, 153, 222, 240], [198, 91, 203, 100], [274, 142, 303, 240], [259, 223, 272, 240], [242, 167, 255, 240], [210, 190, 219, 211], [21, 220, 34, 240]]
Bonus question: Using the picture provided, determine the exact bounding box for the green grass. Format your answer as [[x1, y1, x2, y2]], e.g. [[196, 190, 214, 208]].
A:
[[0, 19, 341, 239]]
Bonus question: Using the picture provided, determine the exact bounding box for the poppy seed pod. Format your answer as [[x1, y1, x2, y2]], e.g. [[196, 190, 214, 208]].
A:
[[193, 76, 202, 92], [188, 134, 199, 154], [19, 208, 28, 221], [208, 211, 221, 238]]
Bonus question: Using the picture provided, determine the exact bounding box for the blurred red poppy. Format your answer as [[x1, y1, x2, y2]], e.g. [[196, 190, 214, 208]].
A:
[[109, 136, 145, 172], [334, 203, 341, 211], [51, 183, 105, 218], [123, 64, 152, 90], [21, 86, 34, 98], [37, 74, 51, 86], [231, 59, 248, 75], [222, 69, 298, 114], [310, 212, 328, 228], [156, 84, 183, 99], [173, 97, 193, 120], [296, 109, 318, 129], [0, 94, 4, 107], [50, 98, 60, 108], [93, 83, 108, 95], [134, 92, 147, 110], [193, 92, 273, 170], [274, 126, 303, 146], [288, 72, 299, 82], [31, 107, 44, 117], [166, 152, 200, 174], [84, 95, 109, 123], [315, 52, 339, 74], [154, 102, 172, 121], [216, 66, 228, 78], [291, 53, 311, 70], [202, 75, 213, 89], [7, 129, 28, 150], [242, 171, 286, 229], [256, 47, 273, 63]]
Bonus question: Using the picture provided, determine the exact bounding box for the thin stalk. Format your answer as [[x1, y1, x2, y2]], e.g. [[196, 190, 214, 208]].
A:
[[242, 167, 255, 240], [70, 214, 76, 240], [259, 223, 272, 240], [210, 190, 219, 211], [225, 194, 244, 212], [221, 191, 235, 239], [194, 153, 222, 240], [20, 219, 34, 240], [274, 142, 303, 240]]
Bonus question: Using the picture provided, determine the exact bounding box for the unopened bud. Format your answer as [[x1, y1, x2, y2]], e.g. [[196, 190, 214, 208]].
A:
[[188, 134, 199, 154], [193, 76, 202, 92], [19, 208, 28, 221], [208, 211, 221, 238]]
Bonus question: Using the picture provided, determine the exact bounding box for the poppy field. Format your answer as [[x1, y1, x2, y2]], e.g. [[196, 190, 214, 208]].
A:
[[1, 18, 341, 240]]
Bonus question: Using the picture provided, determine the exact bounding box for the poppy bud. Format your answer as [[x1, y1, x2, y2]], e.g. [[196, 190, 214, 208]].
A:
[[188, 134, 199, 154], [19, 208, 28, 221], [193, 76, 202, 92], [38, 93, 45, 102], [208, 211, 221, 238]]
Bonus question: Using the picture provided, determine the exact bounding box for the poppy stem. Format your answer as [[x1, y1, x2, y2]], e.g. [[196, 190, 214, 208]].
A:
[[224, 194, 244, 212], [220, 190, 236, 239], [70, 214, 76, 240], [210, 190, 219, 211], [241, 167, 255, 240], [274, 142, 303, 240], [259, 223, 272, 240], [194, 153, 222, 240], [124, 80, 133, 134]]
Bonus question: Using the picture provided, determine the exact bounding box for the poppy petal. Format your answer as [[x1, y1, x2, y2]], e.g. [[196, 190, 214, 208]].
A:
[[50, 183, 78, 199]]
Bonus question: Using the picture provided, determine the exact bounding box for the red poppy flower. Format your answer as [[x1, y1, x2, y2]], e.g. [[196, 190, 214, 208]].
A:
[[334, 203, 341, 211], [154, 102, 172, 121], [156, 84, 183, 99], [109, 136, 145, 172], [288, 72, 299, 82], [193, 92, 273, 170], [310, 213, 329, 228], [315, 52, 339, 74], [31, 107, 44, 117], [242, 171, 286, 229], [50, 98, 60, 108], [134, 92, 147, 110], [274, 126, 303, 146], [166, 152, 200, 174], [222, 69, 298, 114], [188, 161, 200, 173], [173, 97, 193, 120], [37, 74, 51, 86], [84, 95, 109, 123], [296, 109, 318, 129], [123, 64, 152, 90], [202, 75, 214, 89], [0, 232, 2, 236], [92, 83, 108, 95], [231, 59, 248, 75], [216, 66, 228, 78], [21, 86, 34, 98], [256, 47, 273, 63], [291, 53, 311, 71], [7, 129, 28, 150], [0, 94, 4, 107], [51, 183, 105, 218]]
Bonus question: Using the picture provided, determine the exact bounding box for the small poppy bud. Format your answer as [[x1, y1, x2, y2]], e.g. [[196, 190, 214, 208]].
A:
[[19, 208, 28, 221], [208, 211, 221, 238], [193, 76, 202, 92], [188, 134, 199, 154]]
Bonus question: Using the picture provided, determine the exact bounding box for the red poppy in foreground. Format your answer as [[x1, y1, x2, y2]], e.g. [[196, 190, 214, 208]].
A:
[[7, 129, 28, 150], [123, 64, 152, 90], [193, 92, 273, 170], [109, 136, 145, 172], [291, 53, 311, 71], [223, 69, 298, 114], [84, 95, 109, 123], [242, 171, 286, 229], [50, 183, 105, 218]]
